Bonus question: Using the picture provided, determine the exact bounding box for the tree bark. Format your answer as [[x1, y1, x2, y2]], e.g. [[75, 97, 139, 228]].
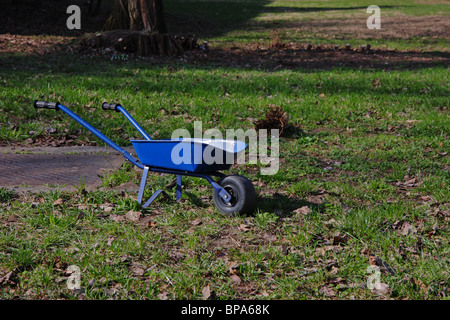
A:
[[101, 0, 196, 56], [104, 0, 166, 34]]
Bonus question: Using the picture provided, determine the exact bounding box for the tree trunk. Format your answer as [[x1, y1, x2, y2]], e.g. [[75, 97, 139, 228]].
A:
[[100, 0, 196, 56], [104, 0, 166, 34]]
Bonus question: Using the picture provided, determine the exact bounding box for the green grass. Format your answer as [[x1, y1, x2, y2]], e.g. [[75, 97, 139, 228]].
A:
[[0, 0, 449, 300]]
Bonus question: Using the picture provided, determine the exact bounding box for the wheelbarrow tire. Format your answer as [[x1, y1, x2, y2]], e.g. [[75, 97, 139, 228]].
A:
[[213, 175, 256, 216]]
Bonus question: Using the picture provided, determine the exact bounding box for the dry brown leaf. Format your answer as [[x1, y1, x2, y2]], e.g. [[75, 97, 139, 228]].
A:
[[262, 233, 277, 242], [294, 206, 311, 215], [129, 261, 146, 276], [400, 221, 416, 236], [77, 204, 88, 210], [53, 198, 63, 206], [191, 218, 203, 226], [371, 282, 390, 295], [368, 254, 396, 275], [260, 290, 269, 297], [158, 292, 169, 300], [0, 269, 17, 285], [125, 210, 141, 222], [319, 285, 335, 297], [239, 224, 251, 232], [107, 236, 116, 247], [202, 284, 211, 300], [230, 274, 242, 284], [254, 105, 289, 134], [228, 262, 239, 275], [333, 234, 349, 245]]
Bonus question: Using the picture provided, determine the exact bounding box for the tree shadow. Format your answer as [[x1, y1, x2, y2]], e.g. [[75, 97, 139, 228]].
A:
[[1, 0, 447, 72], [0, 0, 399, 38], [0, 0, 111, 36]]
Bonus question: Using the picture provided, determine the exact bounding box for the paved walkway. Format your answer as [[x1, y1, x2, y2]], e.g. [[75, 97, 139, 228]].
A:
[[0, 146, 132, 193]]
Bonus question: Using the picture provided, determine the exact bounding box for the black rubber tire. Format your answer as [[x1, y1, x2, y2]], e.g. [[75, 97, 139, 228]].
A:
[[213, 175, 256, 216]]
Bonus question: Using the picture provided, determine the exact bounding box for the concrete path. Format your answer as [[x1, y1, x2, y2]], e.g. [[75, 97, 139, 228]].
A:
[[0, 146, 133, 193]]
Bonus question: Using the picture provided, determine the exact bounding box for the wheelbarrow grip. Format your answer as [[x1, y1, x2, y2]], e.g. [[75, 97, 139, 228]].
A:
[[102, 102, 121, 112], [34, 100, 59, 110]]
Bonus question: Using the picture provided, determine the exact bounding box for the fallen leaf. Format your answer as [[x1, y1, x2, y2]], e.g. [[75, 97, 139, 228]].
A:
[[328, 277, 346, 286], [129, 261, 146, 276], [107, 236, 116, 246], [262, 233, 277, 241], [333, 234, 349, 246], [53, 198, 63, 206], [413, 278, 430, 295], [87, 279, 95, 288], [400, 221, 416, 236], [125, 210, 141, 222], [202, 284, 211, 300], [111, 215, 126, 222], [158, 292, 169, 300], [329, 266, 340, 275], [371, 282, 390, 295], [294, 206, 311, 215], [228, 262, 239, 275], [230, 274, 242, 284], [0, 269, 17, 285], [100, 205, 114, 213], [368, 254, 383, 267], [372, 78, 381, 87], [368, 254, 396, 275], [319, 285, 335, 297], [260, 290, 269, 297], [191, 218, 203, 226], [239, 224, 251, 232], [281, 244, 289, 255]]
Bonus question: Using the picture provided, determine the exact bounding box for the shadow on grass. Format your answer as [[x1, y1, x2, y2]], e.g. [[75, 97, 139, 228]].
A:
[[256, 193, 327, 216], [1, 0, 447, 73]]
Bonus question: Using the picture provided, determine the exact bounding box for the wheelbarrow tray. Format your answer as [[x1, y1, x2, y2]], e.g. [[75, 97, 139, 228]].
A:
[[131, 138, 246, 172]]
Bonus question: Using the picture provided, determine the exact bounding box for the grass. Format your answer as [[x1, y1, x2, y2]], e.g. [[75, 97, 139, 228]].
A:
[[0, 0, 449, 300]]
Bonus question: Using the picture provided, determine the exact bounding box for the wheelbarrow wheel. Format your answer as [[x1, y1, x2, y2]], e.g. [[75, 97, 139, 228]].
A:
[[213, 175, 256, 216]]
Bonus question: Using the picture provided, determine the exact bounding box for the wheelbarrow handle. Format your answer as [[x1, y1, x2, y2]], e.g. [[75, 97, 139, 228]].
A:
[[102, 102, 120, 112], [102, 102, 152, 141], [34, 100, 59, 110]]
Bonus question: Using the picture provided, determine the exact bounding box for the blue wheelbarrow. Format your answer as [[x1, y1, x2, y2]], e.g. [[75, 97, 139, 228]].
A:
[[33, 101, 256, 215]]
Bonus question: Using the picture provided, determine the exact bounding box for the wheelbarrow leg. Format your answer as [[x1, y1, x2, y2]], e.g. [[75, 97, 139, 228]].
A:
[[142, 189, 165, 208], [137, 168, 182, 207], [137, 166, 150, 204], [138, 166, 165, 208], [176, 175, 182, 202]]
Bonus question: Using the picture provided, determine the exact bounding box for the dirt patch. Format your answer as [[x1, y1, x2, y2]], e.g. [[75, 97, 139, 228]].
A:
[[1, 1, 448, 70], [181, 43, 450, 70], [0, 146, 126, 190], [271, 14, 450, 41], [0, 33, 74, 55]]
